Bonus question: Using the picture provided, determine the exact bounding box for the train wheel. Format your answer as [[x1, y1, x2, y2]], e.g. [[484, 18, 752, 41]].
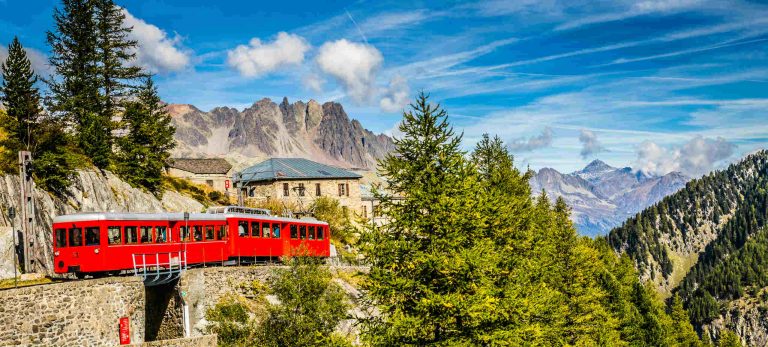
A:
[[74, 272, 86, 280]]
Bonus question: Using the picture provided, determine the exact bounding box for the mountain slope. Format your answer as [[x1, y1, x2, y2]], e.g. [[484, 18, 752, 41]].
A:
[[168, 97, 395, 170], [530, 160, 688, 236], [606, 150, 768, 344]]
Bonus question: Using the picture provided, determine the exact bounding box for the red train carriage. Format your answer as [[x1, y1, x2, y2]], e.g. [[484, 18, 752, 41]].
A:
[[52, 206, 330, 277]]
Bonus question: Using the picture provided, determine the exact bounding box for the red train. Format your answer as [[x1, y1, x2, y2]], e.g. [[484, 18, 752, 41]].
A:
[[52, 206, 330, 277]]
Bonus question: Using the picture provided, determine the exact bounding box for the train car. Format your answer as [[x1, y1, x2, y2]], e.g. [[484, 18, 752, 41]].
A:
[[52, 206, 331, 277]]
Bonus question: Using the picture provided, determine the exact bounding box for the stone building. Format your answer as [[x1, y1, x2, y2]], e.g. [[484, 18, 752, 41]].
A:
[[236, 158, 363, 215], [167, 158, 233, 193]]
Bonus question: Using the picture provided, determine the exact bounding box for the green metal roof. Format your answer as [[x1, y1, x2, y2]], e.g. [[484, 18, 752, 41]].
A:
[[238, 158, 362, 183]]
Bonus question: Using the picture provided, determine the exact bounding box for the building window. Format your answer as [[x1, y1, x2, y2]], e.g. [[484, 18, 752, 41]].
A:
[[248, 188, 255, 197], [338, 183, 346, 196], [206, 180, 214, 188], [363, 205, 368, 219], [297, 183, 305, 197], [283, 183, 289, 196], [315, 183, 321, 196], [346, 183, 350, 196]]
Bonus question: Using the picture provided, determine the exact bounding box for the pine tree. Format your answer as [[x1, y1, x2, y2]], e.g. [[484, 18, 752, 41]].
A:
[[669, 294, 702, 347], [115, 77, 175, 194], [0, 37, 42, 171], [717, 330, 742, 347], [47, 0, 110, 168]]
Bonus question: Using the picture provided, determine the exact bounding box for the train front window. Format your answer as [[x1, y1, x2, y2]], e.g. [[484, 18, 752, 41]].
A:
[[218, 225, 227, 240], [108, 227, 121, 245], [308, 226, 315, 240], [140, 226, 151, 243], [238, 221, 247, 237], [273, 224, 281, 238], [262, 223, 271, 238], [299, 225, 307, 240], [194, 226, 203, 241], [55, 229, 66, 247], [318, 227, 324, 240], [251, 222, 260, 237], [206, 226, 215, 240], [126, 226, 138, 244], [85, 227, 100, 246], [69, 228, 82, 246], [156, 227, 167, 243], [290, 225, 298, 239]]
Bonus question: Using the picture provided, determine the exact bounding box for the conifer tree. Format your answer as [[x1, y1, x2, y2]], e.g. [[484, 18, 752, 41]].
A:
[[116, 77, 175, 194], [47, 0, 109, 168], [669, 294, 702, 346], [717, 330, 742, 347], [0, 37, 42, 171]]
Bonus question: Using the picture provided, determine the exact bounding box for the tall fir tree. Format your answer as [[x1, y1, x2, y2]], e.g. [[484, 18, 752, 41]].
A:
[[46, 0, 110, 168], [116, 77, 175, 194], [0, 37, 42, 171]]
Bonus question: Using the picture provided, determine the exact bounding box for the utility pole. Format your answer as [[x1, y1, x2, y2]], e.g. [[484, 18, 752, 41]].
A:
[[235, 172, 244, 207], [18, 151, 35, 273]]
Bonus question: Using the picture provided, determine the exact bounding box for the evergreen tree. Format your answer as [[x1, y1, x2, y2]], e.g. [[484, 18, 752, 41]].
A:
[[47, 0, 110, 168], [717, 330, 742, 347], [0, 37, 41, 171], [669, 294, 702, 347], [115, 77, 175, 194]]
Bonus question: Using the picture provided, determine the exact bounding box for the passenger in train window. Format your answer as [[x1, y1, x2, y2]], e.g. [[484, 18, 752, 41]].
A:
[[156, 227, 167, 243], [194, 226, 203, 241], [140, 226, 151, 243], [85, 227, 100, 246], [108, 227, 121, 245], [56, 229, 67, 247], [126, 226, 138, 244], [180, 226, 190, 241], [238, 221, 247, 237], [290, 225, 298, 239], [308, 226, 315, 240], [218, 225, 227, 239], [69, 228, 82, 246], [251, 221, 260, 237], [206, 226, 215, 240], [273, 224, 281, 238], [262, 223, 271, 238], [300, 225, 307, 240]]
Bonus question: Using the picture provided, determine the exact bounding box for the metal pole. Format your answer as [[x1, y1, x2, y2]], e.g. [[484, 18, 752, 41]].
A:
[[8, 207, 17, 287], [184, 212, 189, 269]]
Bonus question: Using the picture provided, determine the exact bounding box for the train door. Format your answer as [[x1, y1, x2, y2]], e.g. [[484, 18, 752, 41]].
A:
[[79, 221, 105, 272]]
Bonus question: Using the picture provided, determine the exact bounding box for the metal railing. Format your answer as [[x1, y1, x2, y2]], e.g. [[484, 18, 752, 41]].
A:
[[132, 251, 187, 286]]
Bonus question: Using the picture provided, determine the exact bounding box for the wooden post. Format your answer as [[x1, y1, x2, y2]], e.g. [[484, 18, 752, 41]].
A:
[[18, 151, 35, 273]]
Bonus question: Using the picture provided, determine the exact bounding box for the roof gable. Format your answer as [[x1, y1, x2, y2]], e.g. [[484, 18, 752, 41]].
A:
[[239, 158, 362, 182]]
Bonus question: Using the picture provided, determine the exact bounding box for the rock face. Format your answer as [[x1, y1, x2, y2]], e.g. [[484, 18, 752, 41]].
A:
[[169, 98, 395, 170], [0, 170, 204, 278], [530, 159, 689, 236]]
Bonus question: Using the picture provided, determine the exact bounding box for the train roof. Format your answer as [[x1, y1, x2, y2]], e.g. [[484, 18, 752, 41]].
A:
[[52, 212, 328, 225]]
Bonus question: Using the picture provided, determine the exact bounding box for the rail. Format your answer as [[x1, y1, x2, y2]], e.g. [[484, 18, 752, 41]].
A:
[[131, 251, 186, 286]]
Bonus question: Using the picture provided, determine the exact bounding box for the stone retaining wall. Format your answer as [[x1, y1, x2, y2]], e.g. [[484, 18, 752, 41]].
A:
[[125, 334, 216, 347], [0, 276, 145, 346]]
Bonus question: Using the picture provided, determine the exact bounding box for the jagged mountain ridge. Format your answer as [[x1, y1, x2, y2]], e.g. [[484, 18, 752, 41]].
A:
[[606, 150, 768, 344], [168, 98, 395, 170], [530, 159, 689, 236]]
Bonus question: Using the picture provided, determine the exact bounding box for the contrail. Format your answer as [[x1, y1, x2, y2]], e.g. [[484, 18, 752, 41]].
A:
[[345, 9, 368, 44]]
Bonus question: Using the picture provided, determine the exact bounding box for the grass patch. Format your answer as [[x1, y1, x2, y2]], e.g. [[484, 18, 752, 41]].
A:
[[0, 277, 54, 289], [162, 175, 231, 207]]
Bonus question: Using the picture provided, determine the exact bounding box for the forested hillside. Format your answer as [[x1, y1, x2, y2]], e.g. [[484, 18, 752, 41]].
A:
[[607, 150, 768, 344]]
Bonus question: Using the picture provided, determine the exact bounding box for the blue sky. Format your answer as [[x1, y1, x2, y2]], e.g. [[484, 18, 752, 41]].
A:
[[1, 0, 767, 176]]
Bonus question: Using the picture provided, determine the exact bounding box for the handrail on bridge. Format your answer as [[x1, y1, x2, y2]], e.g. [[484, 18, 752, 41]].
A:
[[131, 251, 187, 286]]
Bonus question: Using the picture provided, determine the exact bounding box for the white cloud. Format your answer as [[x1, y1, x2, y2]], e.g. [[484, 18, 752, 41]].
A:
[[579, 129, 605, 159], [303, 73, 324, 92], [634, 135, 735, 176], [379, 74, 410, 113], [122, 8, 191, 73], [508, 127, 553, 152], [316, 39, 383, 103], [227, 32, 310, 78]]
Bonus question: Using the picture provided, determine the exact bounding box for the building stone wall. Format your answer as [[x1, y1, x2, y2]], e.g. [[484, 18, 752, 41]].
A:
[[167, 168, 232, 194], [244, 178, 362, 215], [0, 276, 145, 346], [126, 335, 217, 347]]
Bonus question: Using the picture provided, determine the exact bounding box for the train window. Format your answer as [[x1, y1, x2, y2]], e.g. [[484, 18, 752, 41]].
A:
[[238, 221, 247, 237], [194, 226, 203, 241], [108, 227, 121, 245], [140, 226, 151, 243], [300, 225, 307, 240], [290, 225, 298, 239], [156, 227, 167, 243], [69, 228, 82, 246], [251, 222, 260, 237], [262, 223, 271, 238], [272, 224, 281, 238], [126, 226, 138, 244], [180, 226, 190, 242], [317, 227, 324, 240], [308, 226, 315, 240], [206, 226, 215, 240], [218, 225, 227, 240], [55, 229, 67, 247], [85, 227, 100, 246]]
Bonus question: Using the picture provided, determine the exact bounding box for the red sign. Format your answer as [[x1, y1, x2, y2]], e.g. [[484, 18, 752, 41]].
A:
[[225, 180, 230, 189], [119, 317, 130, 345]]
